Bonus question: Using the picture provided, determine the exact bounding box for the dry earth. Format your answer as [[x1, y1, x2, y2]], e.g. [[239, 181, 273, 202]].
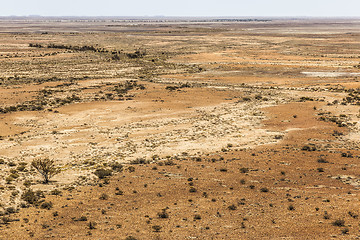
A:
[[0, 17, 360, 239]]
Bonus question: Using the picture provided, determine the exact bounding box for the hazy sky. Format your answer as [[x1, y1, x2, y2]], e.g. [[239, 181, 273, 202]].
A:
[[1, 0, 360, 17]]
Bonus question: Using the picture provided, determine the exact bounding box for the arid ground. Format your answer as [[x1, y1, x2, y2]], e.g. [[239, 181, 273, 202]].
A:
[[0, 17, 360, 239]]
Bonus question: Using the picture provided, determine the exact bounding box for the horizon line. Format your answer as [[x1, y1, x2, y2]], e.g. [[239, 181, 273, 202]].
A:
[[0, 15, 360, 18]]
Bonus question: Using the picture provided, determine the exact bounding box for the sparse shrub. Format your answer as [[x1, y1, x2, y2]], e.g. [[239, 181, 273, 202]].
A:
[[79, 216, 88, 221], [99, 193, 108, 200], [22, 189, 41, 205], [228, 204, 237, 210], [274, 135, 283, 140], [9, 172, 19, 179], [152, 155, 160, 160], [130, 158, 149, 165], [301, 144, 316, 151], [163, 159, 175, 165], [88, 221, 97, 229], [341, 152, 353, 158], [5, 207, 16, 214], [94, 168, 112, 179], [317, 158, 329, 163], [189, 187, 197, 193], [194, 214, 201, 220], [5, 176, 14, 184], [157, 209, 169, 218], [165, 85, 179, 91], [255, 94, 263, 100], [152, 225, 162, 232], [260, 187, 269, 193], [240, 168, 249, 173], [115, 190, 124, 195], [128, 166, 135, 172], [348, 211, 358, 219], [332, 219, 345, 227], [192, 157, 201, 162], [40, 201, 53, 210], [111, 162, 123, 172], [20, 202, 28, 208], [7, 162, 16, 167], [299, 96, 314, 102], [288, 205, 295, 211], [125, 236, 137, 240], [16, 165, 26, 172], [332, 130, 343, 136], [2, 217, 10, 224], [50, 189, 62, 195]]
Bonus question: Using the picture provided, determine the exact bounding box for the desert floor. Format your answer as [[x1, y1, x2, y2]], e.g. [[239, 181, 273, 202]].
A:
[[0, 17, 360, 239]]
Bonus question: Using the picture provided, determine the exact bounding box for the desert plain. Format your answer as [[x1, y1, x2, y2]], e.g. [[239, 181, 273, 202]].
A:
[[0, 17, 359, 239]]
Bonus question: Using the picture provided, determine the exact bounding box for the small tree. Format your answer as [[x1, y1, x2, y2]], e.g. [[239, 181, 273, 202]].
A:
[[31, 158, 60, 183]]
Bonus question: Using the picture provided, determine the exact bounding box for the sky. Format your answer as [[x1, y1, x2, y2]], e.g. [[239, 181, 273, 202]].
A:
[[1, 0, 360, 17]]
